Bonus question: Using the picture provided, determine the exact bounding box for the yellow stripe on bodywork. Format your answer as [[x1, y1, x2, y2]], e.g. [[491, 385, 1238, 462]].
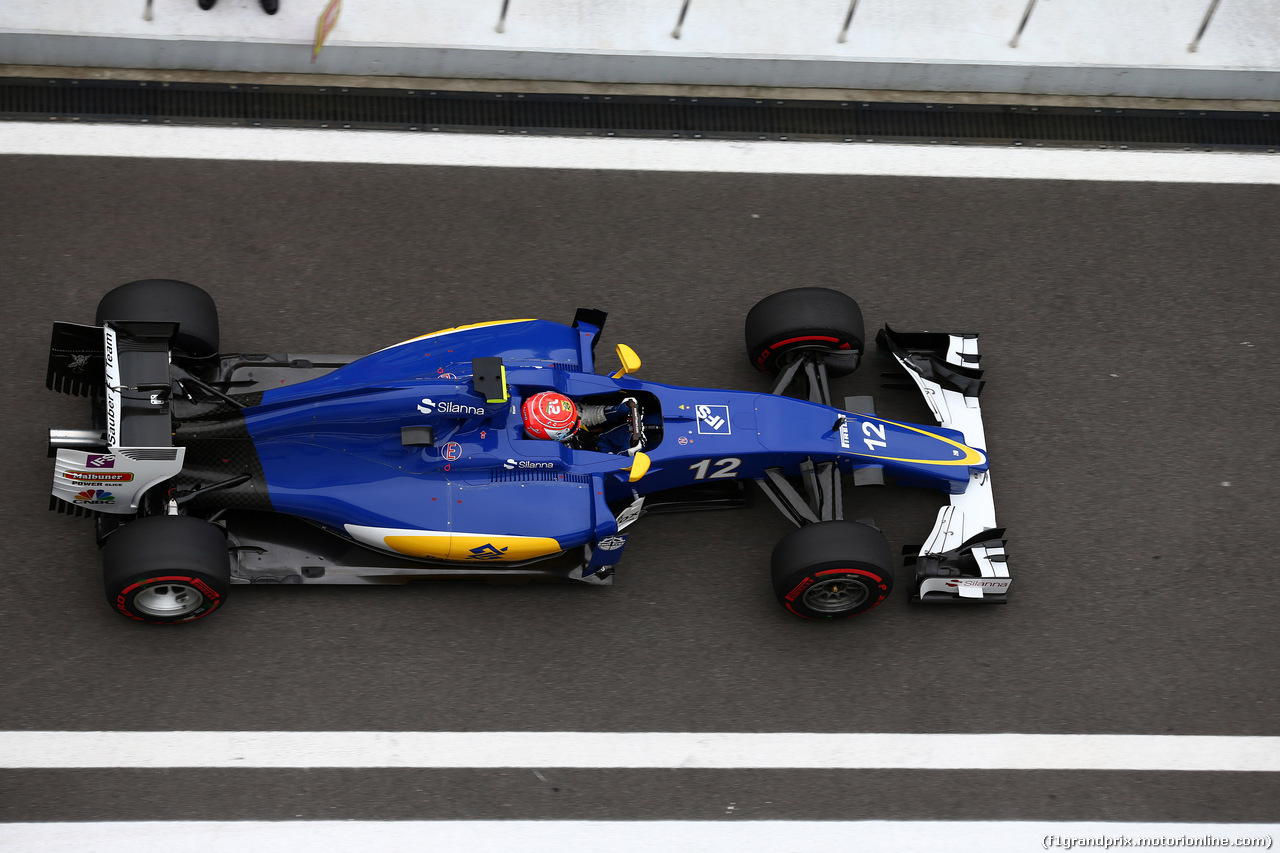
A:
[[346, 524, 564, 562], [379, 319, 536, 352], [856, 417, 986, 466], [382, 532, 562, 561]]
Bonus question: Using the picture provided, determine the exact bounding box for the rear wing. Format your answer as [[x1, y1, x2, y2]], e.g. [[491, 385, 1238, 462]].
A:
[[47, 322, 185, 516], [877, 326, 1010, 604], [46, 322, 104, 398]]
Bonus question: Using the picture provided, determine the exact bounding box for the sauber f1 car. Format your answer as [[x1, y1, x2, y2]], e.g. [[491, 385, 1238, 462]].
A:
[[46, 280, 1009, 623]]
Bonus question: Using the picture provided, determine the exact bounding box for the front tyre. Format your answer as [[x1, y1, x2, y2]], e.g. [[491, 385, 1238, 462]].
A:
[[770, 521, 894, 619], [103, 515, 231, 624], [745, 287, 864, 377]]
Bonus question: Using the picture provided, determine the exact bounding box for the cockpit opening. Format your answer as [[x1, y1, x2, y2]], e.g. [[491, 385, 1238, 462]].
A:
[[518, 389, 663, 456]]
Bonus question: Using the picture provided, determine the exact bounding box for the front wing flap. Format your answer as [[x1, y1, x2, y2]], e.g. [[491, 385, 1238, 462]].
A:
[[878, 326, 1010, 604]]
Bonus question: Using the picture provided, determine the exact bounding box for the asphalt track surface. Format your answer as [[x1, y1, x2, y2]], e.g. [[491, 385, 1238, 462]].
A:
[[2, 152, 1278, 824]]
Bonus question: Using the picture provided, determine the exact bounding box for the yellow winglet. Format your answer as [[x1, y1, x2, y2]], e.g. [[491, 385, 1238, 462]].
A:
[[611, 344, 641, 379], [625, 451, 651, 482], [487, 365, 509, 404]]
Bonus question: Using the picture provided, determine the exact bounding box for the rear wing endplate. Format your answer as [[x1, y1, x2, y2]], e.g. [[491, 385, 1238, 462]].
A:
[[48, 322, 185, 515]]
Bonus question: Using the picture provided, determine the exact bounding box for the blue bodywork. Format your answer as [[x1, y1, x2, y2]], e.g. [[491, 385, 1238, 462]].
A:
[[234, 317, 988, 563]]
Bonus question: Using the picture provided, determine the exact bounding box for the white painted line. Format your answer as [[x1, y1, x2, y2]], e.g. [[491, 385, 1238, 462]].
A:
[[4, 732, 1280, 770], [1, 822, 1277, 853], [2, 121, 1279, 183]]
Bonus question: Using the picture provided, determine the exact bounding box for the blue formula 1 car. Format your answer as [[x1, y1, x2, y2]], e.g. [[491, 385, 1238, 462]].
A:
[[46, 280, 1009, 623]]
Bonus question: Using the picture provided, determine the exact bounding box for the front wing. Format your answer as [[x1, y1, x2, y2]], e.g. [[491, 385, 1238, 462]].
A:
[[878, 327, 1011, 604]]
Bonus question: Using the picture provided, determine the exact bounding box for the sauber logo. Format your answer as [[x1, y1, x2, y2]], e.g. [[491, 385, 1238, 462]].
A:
[[105, 388, 118, 443], [104, 327, 119, 445]]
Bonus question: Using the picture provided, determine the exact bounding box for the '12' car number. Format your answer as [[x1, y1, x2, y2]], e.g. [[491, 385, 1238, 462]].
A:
[[862, 421, 888, 452], [689, 458, 741, 479]]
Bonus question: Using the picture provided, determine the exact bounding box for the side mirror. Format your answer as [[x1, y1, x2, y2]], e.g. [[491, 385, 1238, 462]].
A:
[[401, 425, 435, 447], [625, 451, 651, 483], [612, 344, 641, 379]]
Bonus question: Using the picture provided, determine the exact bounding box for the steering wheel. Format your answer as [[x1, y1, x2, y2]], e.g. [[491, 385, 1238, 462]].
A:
[[623, 397, 645, 456]]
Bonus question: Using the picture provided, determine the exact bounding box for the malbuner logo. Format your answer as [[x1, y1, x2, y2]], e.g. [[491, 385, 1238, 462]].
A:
[[418, 397, 485, 416]]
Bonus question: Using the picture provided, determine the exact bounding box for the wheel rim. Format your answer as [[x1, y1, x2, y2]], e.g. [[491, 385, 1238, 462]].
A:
[[801, 577, 870, 613], [134, 582, 204, 618]]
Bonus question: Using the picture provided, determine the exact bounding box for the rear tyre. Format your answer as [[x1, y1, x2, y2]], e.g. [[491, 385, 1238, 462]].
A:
[[96, 279, 219, 359], [770, 520, 894, 619], [103, 515, 230, 624], [745, 287, 864, 377]]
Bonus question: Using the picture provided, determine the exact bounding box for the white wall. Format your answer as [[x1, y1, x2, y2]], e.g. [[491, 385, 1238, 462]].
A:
[[2, 0, 1279, 99]]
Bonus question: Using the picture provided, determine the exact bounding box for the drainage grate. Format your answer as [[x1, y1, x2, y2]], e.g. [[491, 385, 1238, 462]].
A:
[[2, 77, 1278, 151]]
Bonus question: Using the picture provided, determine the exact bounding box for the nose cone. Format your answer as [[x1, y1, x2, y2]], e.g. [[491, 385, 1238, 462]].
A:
[[845, 415, 984, 467], [842, 415, 987, 494]]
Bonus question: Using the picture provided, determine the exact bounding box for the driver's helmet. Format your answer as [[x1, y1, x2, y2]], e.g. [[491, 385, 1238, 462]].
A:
[[522, 391, 579, 441]]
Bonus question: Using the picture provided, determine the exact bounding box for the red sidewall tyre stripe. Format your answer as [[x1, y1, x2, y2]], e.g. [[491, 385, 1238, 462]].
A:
[[785, 568, 889, 618], [756, 335, 851, 371], [115, 574, 221, 623]]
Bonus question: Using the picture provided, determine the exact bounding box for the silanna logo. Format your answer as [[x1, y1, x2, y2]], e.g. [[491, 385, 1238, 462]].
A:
[[945, 579, 1009, 589], [418, 397, 485, 416], [504, 458, 556, 470]]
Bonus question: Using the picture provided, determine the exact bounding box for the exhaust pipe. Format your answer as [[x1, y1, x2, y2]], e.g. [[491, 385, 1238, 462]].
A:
[[48, 428, 108, 458]]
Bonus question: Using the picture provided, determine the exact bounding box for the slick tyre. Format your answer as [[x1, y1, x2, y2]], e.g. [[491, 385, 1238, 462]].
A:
[[96, 279, 220, 359], [745, 287, 864, 377], [103, 515, 230, 624], [771, 521, 894, 619]]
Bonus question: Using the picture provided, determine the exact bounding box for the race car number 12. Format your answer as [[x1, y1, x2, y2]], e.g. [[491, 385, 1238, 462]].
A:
[[862, 421, 888, 451], [689, 458, 741, 479]]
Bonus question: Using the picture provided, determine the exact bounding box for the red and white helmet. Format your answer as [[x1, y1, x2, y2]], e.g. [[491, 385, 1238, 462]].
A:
[[522, 391, 579, 441]]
